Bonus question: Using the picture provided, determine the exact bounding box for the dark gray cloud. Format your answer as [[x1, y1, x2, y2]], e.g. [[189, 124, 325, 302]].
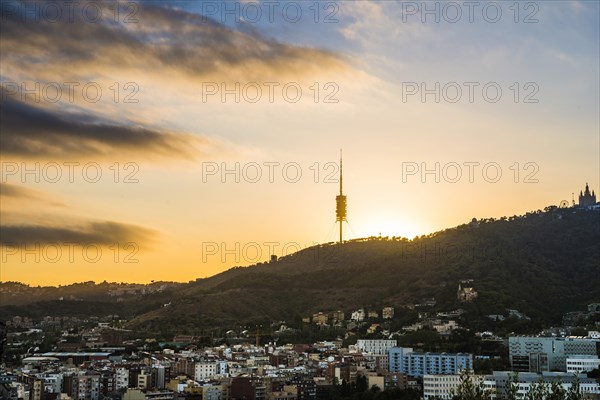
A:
[[0, 1, 343, 80], [0, 91, 202, 159], [0, 183, 34, 199], [0, 183, 65, 208], [0, 221, 155, 246], [0, 183, 154, 247], [0, 1, 344, 159]]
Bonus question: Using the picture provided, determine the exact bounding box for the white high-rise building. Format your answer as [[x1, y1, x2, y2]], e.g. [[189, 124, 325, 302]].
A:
[[195, 362, 218, 380], [356, 339, 397, 355], [492, 371, 600, 398], [509, 336, 598, 372], [566, 357, 600, 373], [423, 374, 494, 400]]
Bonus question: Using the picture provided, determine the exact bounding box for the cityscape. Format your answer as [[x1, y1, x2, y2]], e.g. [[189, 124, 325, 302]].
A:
[[1, 1, 599, 400]]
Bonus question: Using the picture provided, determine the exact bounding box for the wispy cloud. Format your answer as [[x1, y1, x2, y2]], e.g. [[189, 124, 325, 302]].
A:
[[0, 183, 156, 248], [0, 1, 349, 160], [0, 90, 207, 160], [0, 1, 346, 83], [1, 182, 41, 199], [0, 182, 64, 207], [0, 221, 156, 247]]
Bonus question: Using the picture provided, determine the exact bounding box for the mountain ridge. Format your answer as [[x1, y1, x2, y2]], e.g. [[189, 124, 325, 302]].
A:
[[2, 207, 598, 336]]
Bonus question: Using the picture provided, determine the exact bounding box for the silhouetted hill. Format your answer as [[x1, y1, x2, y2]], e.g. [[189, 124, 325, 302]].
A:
[[0, 281, 181, 306], [125, 207, 599, 333], [2, 207, 598, 335]]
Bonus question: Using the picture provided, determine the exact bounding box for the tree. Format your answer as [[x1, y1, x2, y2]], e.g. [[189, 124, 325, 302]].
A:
[[546, 380, 566, 400], [587, 368, 600, 384], [369, 384, 382, 394], [565, 376, 583, 400], [355, 375, 368, 393], [524, 380, 548, 400], [340, 379, 351, 397], [451, 369, 493, 400], [503, 372, 519, 400]]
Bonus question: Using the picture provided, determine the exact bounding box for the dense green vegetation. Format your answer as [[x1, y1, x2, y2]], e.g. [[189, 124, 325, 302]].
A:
[[126, 208, 599, 334], [2, 208, 598, 338]]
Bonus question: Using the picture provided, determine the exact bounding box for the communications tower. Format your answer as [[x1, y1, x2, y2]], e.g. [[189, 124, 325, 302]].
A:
[[335, 149, 347, 243]]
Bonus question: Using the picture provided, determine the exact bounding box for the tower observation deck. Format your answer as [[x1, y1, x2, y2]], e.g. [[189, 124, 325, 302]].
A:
[[335, 149, 347, 243]]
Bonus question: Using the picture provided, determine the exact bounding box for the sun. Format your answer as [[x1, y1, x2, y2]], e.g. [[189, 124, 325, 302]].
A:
[[350, 212, 426, 240]]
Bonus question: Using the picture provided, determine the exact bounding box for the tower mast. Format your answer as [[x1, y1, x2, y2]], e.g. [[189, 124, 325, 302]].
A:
[[339, 150, 343, 197], [335, 149, 347, 243]]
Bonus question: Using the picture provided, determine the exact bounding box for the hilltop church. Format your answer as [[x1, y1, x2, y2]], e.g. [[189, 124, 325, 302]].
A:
[[578, 183, 597, 207]]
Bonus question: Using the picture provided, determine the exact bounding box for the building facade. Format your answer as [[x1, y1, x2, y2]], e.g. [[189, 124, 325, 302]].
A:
[[389, 347, 473, 377], [195, 362, 218, 381], [356, 340, 397, 355], [382, 307, 394, 319], [566, 357, 600, 374], [579, 183, 597, 207], [508, 336, 599, 372], [423, 374, 493, 400]]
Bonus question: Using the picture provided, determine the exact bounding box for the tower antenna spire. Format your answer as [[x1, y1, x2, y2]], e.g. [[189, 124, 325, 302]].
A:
[[339, 149, 343, 196], [335, 149, 347, 243]]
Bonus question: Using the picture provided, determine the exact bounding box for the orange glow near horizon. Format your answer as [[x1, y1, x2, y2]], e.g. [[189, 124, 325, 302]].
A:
[[0, 1, 598, 286]]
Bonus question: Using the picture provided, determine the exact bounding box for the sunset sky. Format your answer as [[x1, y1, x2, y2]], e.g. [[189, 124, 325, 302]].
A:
[[1, 0, 598, 285]]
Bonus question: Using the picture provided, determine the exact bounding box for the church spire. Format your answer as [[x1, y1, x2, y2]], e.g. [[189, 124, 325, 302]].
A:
[[579, 183, 597, 207]]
